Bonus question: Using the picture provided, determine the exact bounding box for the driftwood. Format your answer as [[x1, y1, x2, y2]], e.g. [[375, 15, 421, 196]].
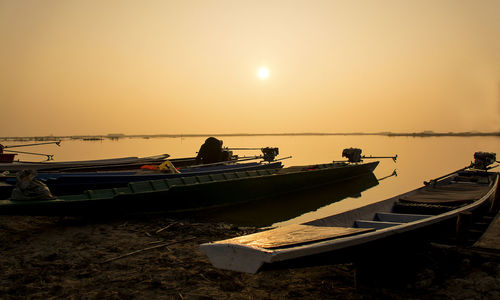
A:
[[101, 237, 196, 264], [155, 222, 177, 234]]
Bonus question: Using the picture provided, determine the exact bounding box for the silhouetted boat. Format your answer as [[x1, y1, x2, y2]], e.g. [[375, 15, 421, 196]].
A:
[[193, 172, 380, 227], [200, 154, 499, 273], [0, 160, 378, 215], [0, 161, 283, 198], [0, 154, 172, 172], [0, 153, 17, 163]]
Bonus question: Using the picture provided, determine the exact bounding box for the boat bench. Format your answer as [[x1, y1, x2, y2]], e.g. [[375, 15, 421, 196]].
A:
[[354, 212, 432, 229], [354, 220, 403, 229], [374, 212, 431, 223]]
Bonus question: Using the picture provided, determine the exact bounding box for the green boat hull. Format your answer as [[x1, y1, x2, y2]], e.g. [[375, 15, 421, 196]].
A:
[[0, 161, 379, 215]]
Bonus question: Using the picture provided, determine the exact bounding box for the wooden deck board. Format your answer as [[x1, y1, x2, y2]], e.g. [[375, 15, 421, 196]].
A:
[[400, 184, 490, 205], [215, 224, 374, 249]]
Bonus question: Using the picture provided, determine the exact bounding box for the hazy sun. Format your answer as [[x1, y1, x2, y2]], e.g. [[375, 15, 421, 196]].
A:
[[257, 67, 270, 80]]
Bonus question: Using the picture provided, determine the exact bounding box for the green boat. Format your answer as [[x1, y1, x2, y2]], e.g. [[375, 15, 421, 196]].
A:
[[0, 161, 379, 216]]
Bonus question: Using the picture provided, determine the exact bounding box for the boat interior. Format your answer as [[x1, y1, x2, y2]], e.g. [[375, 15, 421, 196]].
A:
[[218, 171, 497, 250]]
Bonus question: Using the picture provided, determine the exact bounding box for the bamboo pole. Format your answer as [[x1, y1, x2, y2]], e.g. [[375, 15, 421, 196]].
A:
[[424, 163, 473, 186], [101, 237, 196, 264], [3, 149, 54, 160]]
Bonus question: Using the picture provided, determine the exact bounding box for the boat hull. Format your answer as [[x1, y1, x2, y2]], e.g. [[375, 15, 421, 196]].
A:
[[115, 161, 378, 212], [0, 153, 16, 163], [0, 161, 378, 215], [0, 154, 172, 172], [200, 169, 499, 273], [0, 162, 283, 198]]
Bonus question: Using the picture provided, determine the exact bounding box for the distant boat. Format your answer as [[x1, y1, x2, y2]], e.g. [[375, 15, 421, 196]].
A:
[[82, 137, 104, 141], [199, 154, 499, 273], [0, 160, 378, 216]]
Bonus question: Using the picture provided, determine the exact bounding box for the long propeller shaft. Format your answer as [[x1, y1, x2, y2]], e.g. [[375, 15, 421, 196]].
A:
[[362, 155, 398, 162], [2, 141, 61, 149], [424, 163, 473, 185], [3, 149, 54, 160], [227, 147, 263, 150]]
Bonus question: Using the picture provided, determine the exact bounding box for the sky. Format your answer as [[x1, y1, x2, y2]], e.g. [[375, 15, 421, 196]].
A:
[[1, 0, 500, 136]]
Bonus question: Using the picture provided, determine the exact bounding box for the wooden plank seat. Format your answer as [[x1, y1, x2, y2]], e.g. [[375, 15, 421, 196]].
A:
[[374, 212, 431, 223], [215, 224, 375, 249], [354, 220, 403, 229]]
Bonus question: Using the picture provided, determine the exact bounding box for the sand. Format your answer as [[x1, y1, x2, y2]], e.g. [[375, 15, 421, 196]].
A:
[[1, 215, 500, 300]]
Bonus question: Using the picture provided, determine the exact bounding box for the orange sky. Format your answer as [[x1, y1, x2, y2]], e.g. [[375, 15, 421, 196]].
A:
[[1, 0, 499, 136]]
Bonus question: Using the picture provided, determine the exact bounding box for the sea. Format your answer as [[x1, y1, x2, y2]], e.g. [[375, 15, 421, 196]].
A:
[[4, 135, 499, 227]]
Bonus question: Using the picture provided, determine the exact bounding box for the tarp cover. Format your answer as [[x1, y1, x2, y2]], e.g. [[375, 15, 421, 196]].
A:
[[11, 170, 54, 201]]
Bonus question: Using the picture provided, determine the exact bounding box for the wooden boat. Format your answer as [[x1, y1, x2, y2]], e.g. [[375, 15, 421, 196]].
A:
[[0, 160, 378, 216], [193, 171, 381, 227], [0, 154, 172, 172], [0, 139, 243, 172], [0, 161, 283, 198], [199, 155, 499, 273], [0, 153, 17, 163]]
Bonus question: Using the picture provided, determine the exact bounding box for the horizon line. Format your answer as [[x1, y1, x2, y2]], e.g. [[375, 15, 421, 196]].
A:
[[1, 131, 500, 140]]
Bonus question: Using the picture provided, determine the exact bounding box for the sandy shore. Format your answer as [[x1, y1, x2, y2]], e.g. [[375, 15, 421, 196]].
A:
[[1, 215, 500, 299]]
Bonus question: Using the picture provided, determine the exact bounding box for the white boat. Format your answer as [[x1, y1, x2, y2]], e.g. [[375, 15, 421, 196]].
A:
[[200, 152, 499, 273]]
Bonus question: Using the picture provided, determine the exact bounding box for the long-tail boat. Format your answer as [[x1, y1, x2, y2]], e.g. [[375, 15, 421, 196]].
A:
[[0, 159, 379, 216], [199, 152, 499, 273], [0, 161, 283, 198]]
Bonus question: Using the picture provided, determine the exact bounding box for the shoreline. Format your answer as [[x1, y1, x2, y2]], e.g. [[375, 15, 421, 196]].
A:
[[1, 131, 500, 142], [1, 214, 499, 299]]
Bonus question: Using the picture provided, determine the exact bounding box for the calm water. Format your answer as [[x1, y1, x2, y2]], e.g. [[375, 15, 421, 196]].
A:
[[6, 135, 499, 226]]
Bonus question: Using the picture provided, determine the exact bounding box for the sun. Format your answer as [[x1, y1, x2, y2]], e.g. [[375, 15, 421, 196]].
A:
[[257, 67, 270, 80]]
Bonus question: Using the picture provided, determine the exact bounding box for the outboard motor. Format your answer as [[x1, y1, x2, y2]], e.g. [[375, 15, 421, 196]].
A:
[[261, 147, 279, 162], [221, 149, 233, 161], [473, 152, 496, 170], [342, 148, 362, 163]]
